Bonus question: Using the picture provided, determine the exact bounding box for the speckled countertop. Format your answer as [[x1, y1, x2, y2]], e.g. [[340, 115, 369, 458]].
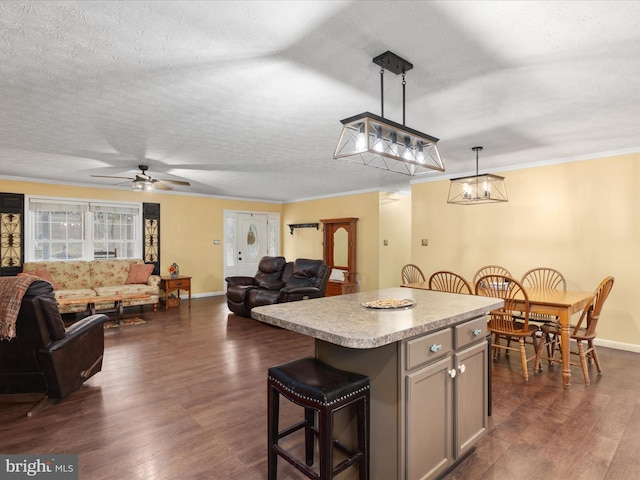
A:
[[251, 287, 503, 349]]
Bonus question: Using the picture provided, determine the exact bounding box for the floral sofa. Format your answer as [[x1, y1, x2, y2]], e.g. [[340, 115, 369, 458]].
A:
[[22, 259, 160, 314]]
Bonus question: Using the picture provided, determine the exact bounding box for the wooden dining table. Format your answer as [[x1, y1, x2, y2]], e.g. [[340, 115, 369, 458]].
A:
[[402, 282, 594, 388]]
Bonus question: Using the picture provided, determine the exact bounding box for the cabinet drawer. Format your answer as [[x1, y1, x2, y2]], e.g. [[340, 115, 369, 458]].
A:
[[168, 280, 189, 288], [455, 317, 487, 350], [406, 329, 452, 371], [325, 282, 343, 296]]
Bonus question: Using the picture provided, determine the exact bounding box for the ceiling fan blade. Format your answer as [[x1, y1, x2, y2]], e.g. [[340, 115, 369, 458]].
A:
[[91, 175, 135, 180], [91, 164, 188, 191], [157, 179, 191, 186]]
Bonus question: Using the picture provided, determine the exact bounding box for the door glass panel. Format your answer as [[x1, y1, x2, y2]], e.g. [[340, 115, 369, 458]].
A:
[[247, 223, 259, 259], [225, 216, 236, 268]]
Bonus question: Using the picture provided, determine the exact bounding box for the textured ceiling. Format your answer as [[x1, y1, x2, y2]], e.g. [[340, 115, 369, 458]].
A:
[[1, 1, 639, 202]]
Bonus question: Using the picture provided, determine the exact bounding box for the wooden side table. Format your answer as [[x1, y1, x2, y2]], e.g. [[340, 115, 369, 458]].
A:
[[326, 279, 357, 297], [160, 275, 192, 310]]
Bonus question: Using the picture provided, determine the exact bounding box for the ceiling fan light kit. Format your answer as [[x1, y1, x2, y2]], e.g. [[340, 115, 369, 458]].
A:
[[333, 51, 445, 175], [447, 147, 508, 205], [131, 179, 155, 191]]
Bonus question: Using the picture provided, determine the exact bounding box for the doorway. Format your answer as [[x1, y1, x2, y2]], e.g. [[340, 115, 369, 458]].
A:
[[223, 211, 280, 288]]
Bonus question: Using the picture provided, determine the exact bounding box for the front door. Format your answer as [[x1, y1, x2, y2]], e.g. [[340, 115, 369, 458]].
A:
[[237, 213, 268, 276], [223, 211, 280, 289]]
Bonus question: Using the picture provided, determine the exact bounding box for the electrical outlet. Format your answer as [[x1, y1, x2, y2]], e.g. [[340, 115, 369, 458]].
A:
[[383, 239, 388, 246], [421, 239, 428, 246]]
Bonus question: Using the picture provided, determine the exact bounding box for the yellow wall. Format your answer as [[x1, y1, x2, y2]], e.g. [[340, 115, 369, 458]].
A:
[[282, 192, 381, 292], [411, 153, 640, 349], [379, 192, 411, 288], [0, 180, 282, 295]]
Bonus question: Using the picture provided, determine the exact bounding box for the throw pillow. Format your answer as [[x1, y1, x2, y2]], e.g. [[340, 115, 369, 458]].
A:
[[18, 267, 58, 290], [126, 263, 155, 284]]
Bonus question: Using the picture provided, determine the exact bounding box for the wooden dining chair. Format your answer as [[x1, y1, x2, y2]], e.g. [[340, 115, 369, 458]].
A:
[[475, 274, 541, 381], [535, 276, 615, 385], [521, 267, 567, 291], [520, 267, 567, 325], [473, 265, 512, 286], [520, 268, 568, 357], [401, 264, 426, 285], [428, 271, 472, 294]]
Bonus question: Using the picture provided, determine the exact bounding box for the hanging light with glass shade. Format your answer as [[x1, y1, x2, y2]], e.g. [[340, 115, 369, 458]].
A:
[[447, 147, 508, 204], [333, 51, 445, 175]]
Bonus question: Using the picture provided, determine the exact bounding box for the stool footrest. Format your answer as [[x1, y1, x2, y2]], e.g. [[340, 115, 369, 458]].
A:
[[331, 441, 364, 476], [277, 419, 308, 440], [273, 444, 319, 480], [272, 440, 363, 478]]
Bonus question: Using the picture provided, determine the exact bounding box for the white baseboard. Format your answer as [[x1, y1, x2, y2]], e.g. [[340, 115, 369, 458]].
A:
[[594, 338, 640, 354], [191, 291, 225, 299]]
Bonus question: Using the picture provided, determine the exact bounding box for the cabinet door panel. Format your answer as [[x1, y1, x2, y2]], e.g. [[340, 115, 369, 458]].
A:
[[455, 341, 488, 457], [406, 356, 453, 480]]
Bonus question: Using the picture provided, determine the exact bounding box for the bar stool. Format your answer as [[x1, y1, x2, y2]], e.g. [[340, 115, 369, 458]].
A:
[[267, 357, 370, 480]]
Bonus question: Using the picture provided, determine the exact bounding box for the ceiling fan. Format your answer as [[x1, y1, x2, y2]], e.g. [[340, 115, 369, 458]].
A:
[[91, 164, 191, 191]]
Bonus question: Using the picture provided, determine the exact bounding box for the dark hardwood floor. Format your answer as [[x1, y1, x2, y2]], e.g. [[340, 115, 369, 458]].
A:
[[1, 296, 639, 479]]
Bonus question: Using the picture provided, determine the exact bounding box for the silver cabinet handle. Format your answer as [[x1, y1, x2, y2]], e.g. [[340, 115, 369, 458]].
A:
[[458, 364, 466, 373], [449, 368, 457, 378], [430, 344, 442, 353], [472, 329, 482, 336]]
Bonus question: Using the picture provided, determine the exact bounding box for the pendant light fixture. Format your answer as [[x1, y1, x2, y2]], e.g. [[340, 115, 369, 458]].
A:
[[447, 147, 508, 204], [333, 51, 445, 175]]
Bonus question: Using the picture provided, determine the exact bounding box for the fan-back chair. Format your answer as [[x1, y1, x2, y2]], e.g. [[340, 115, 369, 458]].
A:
[[428, 271, 472, 294], [521, 267, 567, 291], [473, 265, 512, 286], [535, 276, 614, 385], [475, 275, 541, 381], [520, 267, 568, 358], [401, 264, 426, 285]]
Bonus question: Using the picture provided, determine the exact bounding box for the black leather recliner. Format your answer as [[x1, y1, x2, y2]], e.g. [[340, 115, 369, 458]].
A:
[[0, 280, 108, 400], [225, 257, 329, 318]]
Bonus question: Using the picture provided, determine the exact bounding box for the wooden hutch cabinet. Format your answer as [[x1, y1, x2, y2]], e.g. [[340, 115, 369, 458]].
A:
[[320, 217, 357, 296]]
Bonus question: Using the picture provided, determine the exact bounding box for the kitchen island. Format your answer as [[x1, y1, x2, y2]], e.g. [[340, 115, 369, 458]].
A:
[[252, 287, 503, 480]]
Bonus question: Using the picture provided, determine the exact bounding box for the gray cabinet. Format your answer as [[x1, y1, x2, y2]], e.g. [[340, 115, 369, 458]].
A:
[[402, 317, 488, 480]]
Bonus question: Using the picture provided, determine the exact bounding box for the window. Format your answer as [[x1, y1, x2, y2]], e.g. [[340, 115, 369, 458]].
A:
[[91, 203, 139, 259], [26, 197, 142, 261]]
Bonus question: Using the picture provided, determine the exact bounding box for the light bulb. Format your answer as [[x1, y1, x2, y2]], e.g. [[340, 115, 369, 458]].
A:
[[416, 141, 425, 163], [355, 123, 366, 150], [402, 136, 413, 160], [372, 125, 384, 152], [389, 131, 398, 155]]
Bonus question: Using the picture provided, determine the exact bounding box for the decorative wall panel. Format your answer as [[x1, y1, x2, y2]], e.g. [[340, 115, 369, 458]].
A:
[[0, 193, 24, 276], [143, 203, 160, 275]]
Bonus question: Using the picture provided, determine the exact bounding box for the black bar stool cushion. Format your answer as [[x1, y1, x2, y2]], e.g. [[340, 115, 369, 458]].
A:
[[268, 357, 369, 407]]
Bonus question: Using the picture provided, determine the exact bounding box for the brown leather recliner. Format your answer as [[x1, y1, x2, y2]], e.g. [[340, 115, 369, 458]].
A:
[[225, 256, 288, 317], [226, 257, 330, 317], [0, 280, 108, 400]]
